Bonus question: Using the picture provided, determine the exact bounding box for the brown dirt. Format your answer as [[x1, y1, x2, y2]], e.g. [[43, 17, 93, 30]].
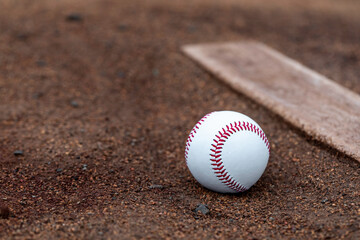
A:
[[0, 0, 359, 239]]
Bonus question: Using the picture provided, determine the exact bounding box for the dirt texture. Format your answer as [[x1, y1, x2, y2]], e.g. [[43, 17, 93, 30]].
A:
[[0, 0, 359, 239]]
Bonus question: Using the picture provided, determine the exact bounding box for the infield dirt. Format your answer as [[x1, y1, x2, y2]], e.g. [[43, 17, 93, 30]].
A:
[[0, 0, 359, 239]]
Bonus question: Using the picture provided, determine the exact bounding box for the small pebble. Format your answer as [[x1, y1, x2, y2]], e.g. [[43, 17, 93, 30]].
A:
[[152, 69, 159, 77], [131, 139, 137, 146], [194, 204, 210, 215], [56, 168, 62, 173], [36, 60, 46, 67], [187, 25, 197, 33], [16, 33, 29, 41], [72, 176, 79, 181], [70, 100, 79, 108], [66, 13, 83, 22], [117, 71, 125, 78], [13, 150, 24, 156], [321, 198, 328, 204], [82, 164, 88, 171], [149, 185, 164, 189], [117, 24, 129, 31], [32, 92, 44, 99]]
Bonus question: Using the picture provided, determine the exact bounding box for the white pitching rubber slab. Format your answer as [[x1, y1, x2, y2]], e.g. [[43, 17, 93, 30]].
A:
[[182, 41, 360, 162]]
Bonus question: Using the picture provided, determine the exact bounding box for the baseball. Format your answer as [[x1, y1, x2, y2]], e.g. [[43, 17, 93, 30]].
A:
[[185, 111, 270, 193]]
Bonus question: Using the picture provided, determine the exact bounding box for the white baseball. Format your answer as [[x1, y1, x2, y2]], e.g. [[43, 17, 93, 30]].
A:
[[185, 111, 270, 193]]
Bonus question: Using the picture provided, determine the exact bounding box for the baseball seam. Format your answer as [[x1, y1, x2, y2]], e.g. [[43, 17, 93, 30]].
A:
[[210, 121, 270, 192], [185, 112, 213, 163]]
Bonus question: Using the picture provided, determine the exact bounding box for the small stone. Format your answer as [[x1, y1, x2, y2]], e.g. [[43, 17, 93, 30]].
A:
[[72, 176, 79, 181], [13, 150, 24, 156], [32, 92, 44, 99], [187, 25, 197, 33], [117, 24, 129, 31], [36, 60, 46, 67], [70, 100, 79, 108], [82, 164, 88, 171], [117, 71, 125, 78], [16, 33, 29, 41], [152, 69, 159, 77], [131, 139, 137, 146], [149, 184, 164, 189], [269, 217, 274, 221], [56, 168, 63, 173], [194, 204, 210, 215], [0, 206, 10, 219], [321, 198, 328, 204], [66, 13, 83, 22]]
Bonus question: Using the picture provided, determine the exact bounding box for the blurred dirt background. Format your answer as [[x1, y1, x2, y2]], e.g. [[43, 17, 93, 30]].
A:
[[0, 0, 359, 239]]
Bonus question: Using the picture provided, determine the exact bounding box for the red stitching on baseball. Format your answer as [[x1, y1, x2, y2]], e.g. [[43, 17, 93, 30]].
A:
[[209, 120, 270, 193], [185, 113, 213, 162]]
